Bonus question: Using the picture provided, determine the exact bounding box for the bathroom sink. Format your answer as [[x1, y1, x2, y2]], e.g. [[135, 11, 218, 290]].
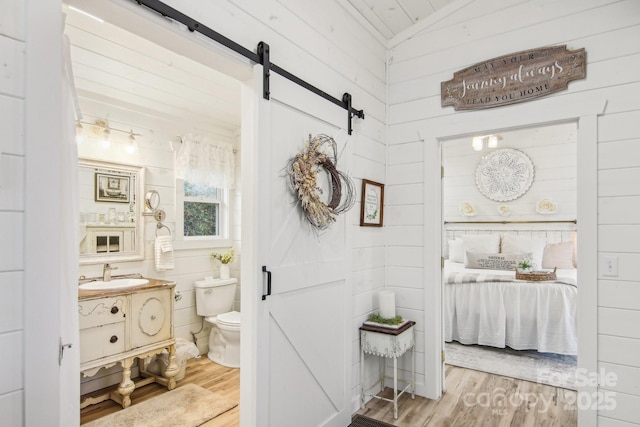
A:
[[79, 278, 149, 290]]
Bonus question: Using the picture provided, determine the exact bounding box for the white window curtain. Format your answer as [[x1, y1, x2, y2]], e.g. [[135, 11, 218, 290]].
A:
[[176, 134, 236, 188]]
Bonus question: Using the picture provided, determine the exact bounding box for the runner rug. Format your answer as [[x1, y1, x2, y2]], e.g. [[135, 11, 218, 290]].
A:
[[83, 384, 237, 427]]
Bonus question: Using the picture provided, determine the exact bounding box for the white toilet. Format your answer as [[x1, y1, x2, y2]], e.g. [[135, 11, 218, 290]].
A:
[[194, 278, 241, 368]]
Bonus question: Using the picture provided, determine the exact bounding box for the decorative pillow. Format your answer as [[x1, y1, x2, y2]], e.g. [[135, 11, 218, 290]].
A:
[[461, 234, 501, 265], [465, 251, 533, 270], [501, 234, 547, 268], [448, 239, 464, 263], [542, 242, 575, 269]]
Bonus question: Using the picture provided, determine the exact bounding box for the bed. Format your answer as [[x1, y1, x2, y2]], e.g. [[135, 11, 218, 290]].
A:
[[443, 225, 578, 356]]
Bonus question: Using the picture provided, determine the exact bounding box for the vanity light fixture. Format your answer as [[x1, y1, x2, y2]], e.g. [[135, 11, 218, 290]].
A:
[[75, 119, 142, 152]]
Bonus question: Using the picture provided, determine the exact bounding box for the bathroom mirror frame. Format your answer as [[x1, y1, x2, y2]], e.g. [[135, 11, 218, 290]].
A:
[[79, 158, 146, 265]]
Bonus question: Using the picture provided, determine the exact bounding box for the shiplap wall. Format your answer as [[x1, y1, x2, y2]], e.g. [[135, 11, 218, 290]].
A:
[[0, 1, 25, 425], [388, 0, 640, 424], [75, 98, 241, 394], [68, 0, 388, 413], [443, 122, 577, 222]]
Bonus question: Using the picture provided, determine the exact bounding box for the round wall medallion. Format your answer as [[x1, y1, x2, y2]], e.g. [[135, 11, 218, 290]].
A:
[[475, 149, 534, 202]]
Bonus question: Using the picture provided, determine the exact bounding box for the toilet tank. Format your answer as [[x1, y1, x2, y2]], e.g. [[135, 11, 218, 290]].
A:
[[194, 278, 238, 317]]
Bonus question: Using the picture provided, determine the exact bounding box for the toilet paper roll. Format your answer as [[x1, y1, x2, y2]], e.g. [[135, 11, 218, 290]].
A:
[[379, 290, 396, 319]]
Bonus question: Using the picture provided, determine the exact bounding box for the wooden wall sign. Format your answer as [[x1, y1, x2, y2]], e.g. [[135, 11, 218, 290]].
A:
[[441, 45, 586, 111]]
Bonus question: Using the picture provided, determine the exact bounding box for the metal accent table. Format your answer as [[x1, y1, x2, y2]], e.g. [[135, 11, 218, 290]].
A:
[[359, 320, 416, 419]]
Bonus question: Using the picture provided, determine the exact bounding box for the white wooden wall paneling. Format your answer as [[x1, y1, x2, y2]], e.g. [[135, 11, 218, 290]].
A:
[[0, 272, 22, 333], [600, 198, 640, 225], [389, 23, 640, 109], [353, 134, 386, 164], [0, 155, 24, 210], [276, 0, 387, 64], [0, 96, 24, 155], [388, 141, 423, 165], [161, 0, 387, 123], [599, 335, 640, 368], [599, 168, 640, 197], [68, 44, 238, 104], [0, 37, 23, 98], [389, 53, 640, 128], [0, 0, 24, 39], [599, 281, 640, 310], [389, 0, 630, 78], [65, 23, 241, 95], [599, 398, 640, 426]]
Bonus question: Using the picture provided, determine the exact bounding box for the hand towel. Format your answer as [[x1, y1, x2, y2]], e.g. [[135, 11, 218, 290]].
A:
[[155, 235, 174, 271]]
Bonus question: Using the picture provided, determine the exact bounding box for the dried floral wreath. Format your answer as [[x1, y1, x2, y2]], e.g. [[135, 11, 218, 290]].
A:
[[285, 134, 355, 231]]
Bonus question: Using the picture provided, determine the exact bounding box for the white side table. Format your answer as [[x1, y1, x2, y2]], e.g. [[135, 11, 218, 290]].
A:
[[360, 321, 416, 419]]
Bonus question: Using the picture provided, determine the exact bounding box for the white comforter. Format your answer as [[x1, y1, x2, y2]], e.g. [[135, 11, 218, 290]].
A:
[[444, 260, 578, 355]]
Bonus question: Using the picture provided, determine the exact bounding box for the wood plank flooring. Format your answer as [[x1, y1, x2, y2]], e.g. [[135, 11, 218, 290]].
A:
[[356, 364, 578, 427], [81, 359, 577, 427], [80, 357, 239, 426]]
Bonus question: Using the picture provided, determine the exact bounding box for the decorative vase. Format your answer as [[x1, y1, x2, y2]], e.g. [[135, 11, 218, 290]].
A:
[[220, 264, 230, 279]]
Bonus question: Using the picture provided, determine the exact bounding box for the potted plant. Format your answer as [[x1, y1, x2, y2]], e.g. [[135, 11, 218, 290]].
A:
[[211, 248, 234, 279], [517, 256, 534, 273]]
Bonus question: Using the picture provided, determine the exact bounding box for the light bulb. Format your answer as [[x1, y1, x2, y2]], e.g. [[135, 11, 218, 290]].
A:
[[126, 131, 138, 154], [75, 121, 84, 144], [487, 135, 498, 148], [472, 136, 483, 151], [100, 128, 110, 149]]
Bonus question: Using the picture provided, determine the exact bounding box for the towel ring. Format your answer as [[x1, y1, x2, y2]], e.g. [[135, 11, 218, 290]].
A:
[[156, 223, 172, 237]]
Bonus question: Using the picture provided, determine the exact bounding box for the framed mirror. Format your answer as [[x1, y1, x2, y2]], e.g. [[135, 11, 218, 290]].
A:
[[79, 159, 145, 264]]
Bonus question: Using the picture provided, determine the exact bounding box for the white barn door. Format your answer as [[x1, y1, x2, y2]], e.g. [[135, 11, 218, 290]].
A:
[[252, 68, 352, 427]]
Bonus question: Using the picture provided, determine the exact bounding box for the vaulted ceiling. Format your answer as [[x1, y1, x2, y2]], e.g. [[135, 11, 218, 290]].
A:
[[347, 0, 455, 39]]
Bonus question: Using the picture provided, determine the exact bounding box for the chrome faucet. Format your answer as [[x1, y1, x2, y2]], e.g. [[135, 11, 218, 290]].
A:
[[103, 263, 118, 282]]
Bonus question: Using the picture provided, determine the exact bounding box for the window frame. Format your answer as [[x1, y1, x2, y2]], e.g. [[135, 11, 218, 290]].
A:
[[174, 178, 231, 250]]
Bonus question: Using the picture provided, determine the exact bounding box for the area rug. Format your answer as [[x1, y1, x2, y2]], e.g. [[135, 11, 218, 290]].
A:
[[445, 341, 577, 390], [83, 384, 237, 427], [350, 414, 396, 427]]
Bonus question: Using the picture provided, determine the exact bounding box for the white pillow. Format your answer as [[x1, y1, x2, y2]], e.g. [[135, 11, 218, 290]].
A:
[[465, 251, 533, 270], [461, 234, 501, 264], [448, 239, 464, 263], [542, 242, 575, 269], [501, 234, 547, 268]]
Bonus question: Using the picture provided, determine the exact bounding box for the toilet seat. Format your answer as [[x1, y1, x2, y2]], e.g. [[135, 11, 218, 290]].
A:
[[217, 310, 240, 327]]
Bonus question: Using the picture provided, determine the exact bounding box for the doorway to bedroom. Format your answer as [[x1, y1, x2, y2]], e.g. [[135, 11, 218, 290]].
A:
[[441, 121, 578, 391]]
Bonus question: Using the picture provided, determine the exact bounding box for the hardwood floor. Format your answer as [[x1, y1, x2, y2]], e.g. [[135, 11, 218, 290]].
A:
[[356, 364, 578, 427], [81, 359, 576, 427], [80, 357, 240, 426]]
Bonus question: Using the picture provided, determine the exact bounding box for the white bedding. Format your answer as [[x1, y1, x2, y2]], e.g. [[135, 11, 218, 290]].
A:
[[444, 260, 578, 355]]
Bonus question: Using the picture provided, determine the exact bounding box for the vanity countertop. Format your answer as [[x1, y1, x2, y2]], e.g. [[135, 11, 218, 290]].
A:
[[78, 278, 176, 300]]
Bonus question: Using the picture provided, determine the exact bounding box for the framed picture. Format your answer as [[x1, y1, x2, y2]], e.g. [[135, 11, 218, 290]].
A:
[[360, 179, 384, 227], [95, 173, 130, 203]]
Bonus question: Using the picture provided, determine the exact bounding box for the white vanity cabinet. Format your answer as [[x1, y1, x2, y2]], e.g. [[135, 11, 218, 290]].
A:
[[79, 280, 178, 409]]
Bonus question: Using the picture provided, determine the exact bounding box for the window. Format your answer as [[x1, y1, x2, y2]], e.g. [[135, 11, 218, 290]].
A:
[[183, 181, 221, 237], [176, 179, 229, 248]]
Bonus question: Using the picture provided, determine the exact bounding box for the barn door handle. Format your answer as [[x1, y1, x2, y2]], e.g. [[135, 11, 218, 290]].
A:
[[262, 266, 272, 300]]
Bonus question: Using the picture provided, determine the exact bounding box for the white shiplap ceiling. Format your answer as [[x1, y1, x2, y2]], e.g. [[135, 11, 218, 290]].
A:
[[65, 4, 242, 133], [64, 1, 451, 134], [347, 0, 456, 39]]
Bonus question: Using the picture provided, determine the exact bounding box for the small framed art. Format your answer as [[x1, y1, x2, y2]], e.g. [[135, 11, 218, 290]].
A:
[[360, 179, 384, 227], [95, 173, 130, 203]]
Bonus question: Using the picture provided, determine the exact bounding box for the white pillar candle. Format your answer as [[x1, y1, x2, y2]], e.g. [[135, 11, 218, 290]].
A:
[[378, 290, 396, 319]]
